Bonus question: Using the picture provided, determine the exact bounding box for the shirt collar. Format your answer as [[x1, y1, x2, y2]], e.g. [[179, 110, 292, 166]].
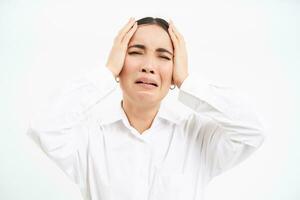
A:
[[98, 99, 182, 126]]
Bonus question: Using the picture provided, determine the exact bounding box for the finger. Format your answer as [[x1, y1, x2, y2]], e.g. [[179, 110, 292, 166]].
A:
[[115, 17, 136, 42], [169, 20, 179, 41], [168, 25, 179, 49], [122, 22, 138, 44], [169, 24, 178, 42], [169, 20, 184, 43], [118, 18, 136, 39]]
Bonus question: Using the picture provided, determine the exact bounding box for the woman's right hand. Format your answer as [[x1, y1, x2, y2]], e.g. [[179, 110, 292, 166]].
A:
[[106, 17, 138, 77]]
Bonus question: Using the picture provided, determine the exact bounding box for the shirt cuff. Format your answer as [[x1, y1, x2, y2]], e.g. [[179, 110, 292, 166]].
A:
[[178, 74, 213, 108]]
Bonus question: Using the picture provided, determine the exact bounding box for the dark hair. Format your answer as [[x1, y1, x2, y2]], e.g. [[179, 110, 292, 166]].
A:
[[136, 17, 169, 33]]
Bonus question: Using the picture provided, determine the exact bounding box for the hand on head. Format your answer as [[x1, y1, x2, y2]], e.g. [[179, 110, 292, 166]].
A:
[[105, 17, 189, 88], [106, 17, 138, 77], [167, 19, 189, 88]]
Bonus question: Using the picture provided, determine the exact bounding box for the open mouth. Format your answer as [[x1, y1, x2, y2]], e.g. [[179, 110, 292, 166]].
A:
[[135, 81, 158, 87]]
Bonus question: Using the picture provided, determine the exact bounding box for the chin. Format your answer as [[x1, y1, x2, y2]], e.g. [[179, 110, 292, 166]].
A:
[[134, 92, 161, 105]]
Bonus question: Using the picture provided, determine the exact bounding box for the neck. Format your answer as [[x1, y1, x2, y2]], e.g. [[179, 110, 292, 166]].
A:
[[121, 99, 160, 134]]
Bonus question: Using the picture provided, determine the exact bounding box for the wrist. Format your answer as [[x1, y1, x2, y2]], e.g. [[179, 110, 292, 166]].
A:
[[175, 74, 188, 88], [106, 65, 119, 77]]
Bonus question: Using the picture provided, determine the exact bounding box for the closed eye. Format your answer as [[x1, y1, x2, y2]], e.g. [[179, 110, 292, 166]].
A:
[[128, 52, 171, 61], [128, 51, 141, 55], [160, 56, 171, 60]]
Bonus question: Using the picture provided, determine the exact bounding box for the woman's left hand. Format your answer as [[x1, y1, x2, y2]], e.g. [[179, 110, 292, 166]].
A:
[[168, 20, 189, 88]]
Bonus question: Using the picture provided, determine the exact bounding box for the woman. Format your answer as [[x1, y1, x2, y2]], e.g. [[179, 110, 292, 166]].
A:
[[27, 17, 264, 200]]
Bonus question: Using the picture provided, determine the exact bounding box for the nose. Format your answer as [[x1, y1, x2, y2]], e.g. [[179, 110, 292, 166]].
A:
[[141, 67, 155, 74], [140, 58, 156, 74]]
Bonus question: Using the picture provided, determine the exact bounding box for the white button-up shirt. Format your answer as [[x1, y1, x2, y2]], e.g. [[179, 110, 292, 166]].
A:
[[27, 66, 264, 200]]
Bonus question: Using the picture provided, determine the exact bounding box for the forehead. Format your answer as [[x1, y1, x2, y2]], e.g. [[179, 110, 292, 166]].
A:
[[128, 24, 173, 51]]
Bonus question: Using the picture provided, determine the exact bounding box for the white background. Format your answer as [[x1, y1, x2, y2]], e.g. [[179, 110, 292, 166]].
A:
[[0, 0, 299, 199]]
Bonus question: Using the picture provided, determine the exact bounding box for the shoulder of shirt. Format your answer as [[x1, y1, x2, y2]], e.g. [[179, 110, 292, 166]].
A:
[[158, 99, 214, 127]]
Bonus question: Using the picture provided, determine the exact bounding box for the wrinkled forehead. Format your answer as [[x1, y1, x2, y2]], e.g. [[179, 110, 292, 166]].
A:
[[128, 24, 173, 51]]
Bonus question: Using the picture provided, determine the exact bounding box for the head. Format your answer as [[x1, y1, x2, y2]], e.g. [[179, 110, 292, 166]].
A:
[[119, 17, 174, 108]]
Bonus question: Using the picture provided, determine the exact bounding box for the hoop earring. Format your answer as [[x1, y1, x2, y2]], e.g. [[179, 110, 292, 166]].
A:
[[115, 76, 120, 83], [170, 84, 176, 90]]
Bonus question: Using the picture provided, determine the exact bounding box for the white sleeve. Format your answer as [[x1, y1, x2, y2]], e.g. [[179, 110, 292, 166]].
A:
[[178, 74, 265, 180], [26, 67, 117, 184]]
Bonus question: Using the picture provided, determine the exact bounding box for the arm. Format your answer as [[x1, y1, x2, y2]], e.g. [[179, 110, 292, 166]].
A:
[[178, 75, 265, 179], [168, 20, 264, 180], [27, 66, 117, 183], [27, 17, 138, 185]]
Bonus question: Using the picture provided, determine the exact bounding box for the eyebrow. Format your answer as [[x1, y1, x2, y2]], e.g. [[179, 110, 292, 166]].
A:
[[128, 44, 173, 56]]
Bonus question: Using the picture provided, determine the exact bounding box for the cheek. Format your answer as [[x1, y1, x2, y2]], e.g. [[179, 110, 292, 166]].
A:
[[123, 55, 140, 71], [120, 56, 139, 84], [160, 63, 173, 81], [120, 60, 136, 81]]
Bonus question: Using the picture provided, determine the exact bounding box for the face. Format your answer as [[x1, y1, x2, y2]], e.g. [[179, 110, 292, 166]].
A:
[[119, 24, 174, 106]]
